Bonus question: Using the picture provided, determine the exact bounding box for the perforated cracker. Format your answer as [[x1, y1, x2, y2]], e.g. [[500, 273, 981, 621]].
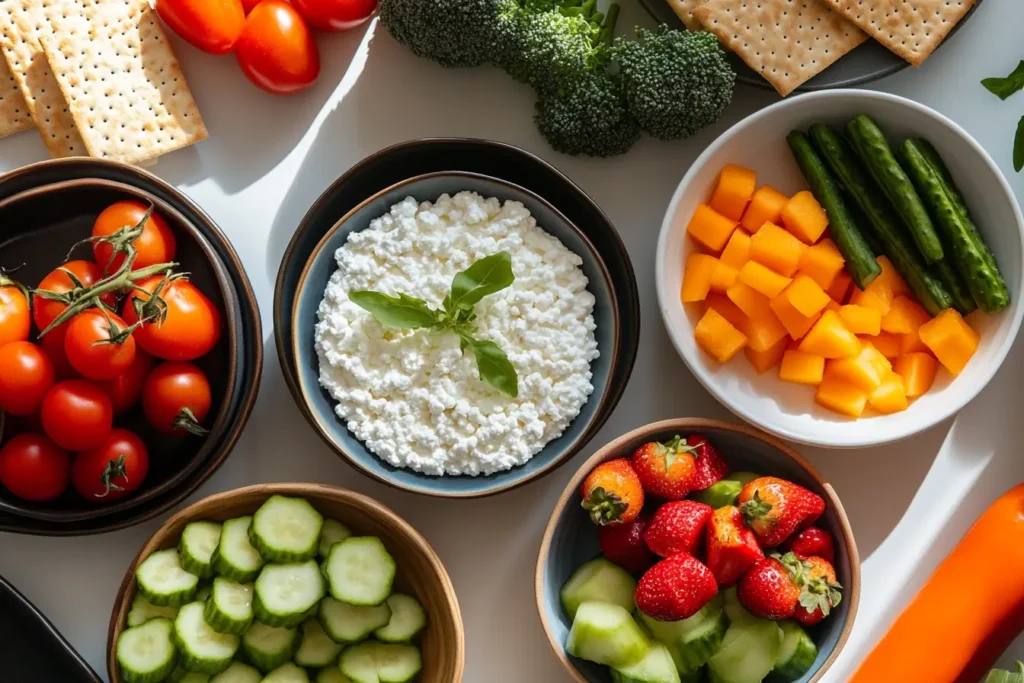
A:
[[0, 54, 32, 138], [41, 0, 207, 165], [820, 0, 975, 66], [695, 0, 868, 96], [668, 0, 709, 30]]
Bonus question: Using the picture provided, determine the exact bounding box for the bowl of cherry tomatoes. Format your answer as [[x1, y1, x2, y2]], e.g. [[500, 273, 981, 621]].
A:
[[0, 160, 262, 535]]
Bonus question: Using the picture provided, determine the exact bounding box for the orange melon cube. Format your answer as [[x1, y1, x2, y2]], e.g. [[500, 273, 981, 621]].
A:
[[798, 238, 846, 290], [709, 261, 739, 293], [710, 164, 757, 221], [881, 296, 930, 335], [770, 293, 821, 340], [917, 308, 979, 376], [750, 222, 808, 277], [720, 230, 752, 270], [899, 328, 930, 355], [687, 204, 737, 253], [779, 350, 825, 385], [860, 332, 901, 360], [695, 307, 748, 363], [826, 345, 891, 392], [827, 271, 854, 304], [875, 256, 910, 298], [849, 279, 894, 315], [782, 190, 829, 244], [726, 282, 770, 318], [705, 293, 748, 331], [814, 376, 868, 418], [681, 253, 720, 302], [746, 336, 788, 373], [737, 261, 792, 299], [868, 372, 910, 414], [825, 299, 842, 314], [840, 305, 882, 336], [745, 308, 789, 353], [740, 185, 789, 233], [799, 310, 861, 359], [895, 352, 939, 398], [784, 275, 831, 317]]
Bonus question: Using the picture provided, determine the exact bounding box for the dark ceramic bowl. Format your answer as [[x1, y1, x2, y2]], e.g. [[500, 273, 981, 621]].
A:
[[274, 138, 640, 496], [537, 419, 860, 683]]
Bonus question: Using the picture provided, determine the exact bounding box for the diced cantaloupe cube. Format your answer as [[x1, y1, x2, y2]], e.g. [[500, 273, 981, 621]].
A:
[[720, 230, 752, 270], [827, 271, 854, 304], [825, 345, 891, 392], [825, 300, 842, 314], [779, 350, 825, 385], [737, 261, 792, 298], [799, 310, 861, 359], [709, 261, 739, 293], [745, 308, 789, 353], [695, 307, 748, 363], [782, 190, 829, 244], [875, 256, 909, 298], [705, 293, 748, 331], [687, 204, 737, 253], [750, 222, 808, 277], [710, 164, 757, 221], [770, 293, 821, 340], [860, 332, 901, 360], [741, 185, 789, 233], [849, 279, 894, 315], [895, 352, 939, 398], [917, 308, 979, 376], [840, 305, 882, 336], [881, 296, 930, 335], [726, 282, 770, 318], [681, 253, 720, 303], [815, 376, 868, 417], [746, 336, 788, 373], [869, 372, 909, 414], [784, 275, 831, 317], [798, 238, 846, 290], [899, 328, 931, 355]]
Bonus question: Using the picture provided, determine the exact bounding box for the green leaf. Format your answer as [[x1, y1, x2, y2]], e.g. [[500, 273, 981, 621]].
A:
[[349, 291, 440, 329], [1015, 115, 1024, 173], [468, 337, 519, 398], [448, 252, 515, 312], [983, 61, 1024, 100]]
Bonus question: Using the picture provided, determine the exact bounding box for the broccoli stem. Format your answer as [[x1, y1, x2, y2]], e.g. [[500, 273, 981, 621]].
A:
[[563, 0, 596, 18], [597, 4, 620, 45]]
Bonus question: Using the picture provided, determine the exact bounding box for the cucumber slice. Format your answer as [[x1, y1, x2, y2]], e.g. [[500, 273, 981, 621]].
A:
[[339, 641, 423, 683], [566, 602, 650, 669], [262, 662, 311, 683], [707, 617, 782, 683], [772, 621, 817, 681], [374, 594, 426, 643], [721, 587, 754, 625], [116, 617, 178, 683], [639, 593, 721, 643], [240, 621, 297, 673], [179, 521, 223, 578], [560, 557, 637, 621], [168, 666, 211, 683], [254, 560, 325, 628], [173, 602, 239, 675], [611, 642, 681, 683], [318, 597, 392, 643], [136, 549, 200, 607], [679, 669, 703, 683], [204, 578, 254, 635], [692, 473, 760, 509], [195, 583, 213, 603], [316, 670, 353, 683], [127, 594, 180, 627], [209, 661, 262, 683], [318, 518, 352, 559], [250, 495, 324, 563], [295, 618, 343, 667], [325, 537, 396, 607], [213, 517, 265, 582], [640, 596, 726, 673]]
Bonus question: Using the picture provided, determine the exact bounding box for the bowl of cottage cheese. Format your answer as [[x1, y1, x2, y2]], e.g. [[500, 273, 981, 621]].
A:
[[291, 172, 621, 497]]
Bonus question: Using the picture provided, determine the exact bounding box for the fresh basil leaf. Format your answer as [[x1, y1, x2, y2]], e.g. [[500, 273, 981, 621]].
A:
[[1015, 115, 1024, 173], [349, 291, 439, 329], [448, 252, 515, 311], [469, 337, 518, 398], [983, 61, 1024, 100]]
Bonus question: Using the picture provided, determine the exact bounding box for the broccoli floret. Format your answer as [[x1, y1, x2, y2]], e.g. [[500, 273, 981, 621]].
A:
[[379, 0, 517, 69], [534, 71, 640, 157], [615, 26, 735, 141]]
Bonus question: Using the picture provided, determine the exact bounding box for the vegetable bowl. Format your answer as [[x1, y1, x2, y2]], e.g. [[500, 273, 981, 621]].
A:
[[656, 90, 1024, 448]]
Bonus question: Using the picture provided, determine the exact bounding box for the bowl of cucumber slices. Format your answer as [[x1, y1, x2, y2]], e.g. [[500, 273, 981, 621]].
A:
[[106, 483, 464, 683]]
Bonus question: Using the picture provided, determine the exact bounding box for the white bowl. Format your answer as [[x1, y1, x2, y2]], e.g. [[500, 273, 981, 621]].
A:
[[656, 90, 1024, 448]]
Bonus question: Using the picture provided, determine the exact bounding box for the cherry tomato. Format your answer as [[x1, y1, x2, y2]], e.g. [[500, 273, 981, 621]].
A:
[[241, 0, 260, 13], [38, 325, 78, 380], [0, 342, 55, 416], [0, 280, 30, 347], [92, 201, 177, 274], [0, 433, 70, 502], [72, 428, 149, 503], [291, 0, 376, 31], [122, 276, 222, 361], [40, 380, 113, 451], [33, 260, 115, 334], [236, 1, 320, 95], [64, 310, 137, 381], [155, 0, 246, 55], [101, 349, 154, 415], [143, 361, 212, 435]]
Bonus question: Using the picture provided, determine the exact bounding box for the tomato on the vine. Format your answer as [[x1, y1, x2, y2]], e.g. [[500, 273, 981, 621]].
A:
[[0, 278, 30, 347], [40, 380, 113, 451], [236, 0, 320, 95], [33, 260, 115, 334], [92, 200, 177, 274], [0, 433, 70, 502], [38, 326, 79, 380], [143, 361, 212, 435], [0, 342, 55, 416], [72, 428, 149, 503], [291, 0, 377, 32], [155, 0, 246, 55], [64, 310, 137, 380], [122, 276, 221, 361], [101, 349, 154, 415]]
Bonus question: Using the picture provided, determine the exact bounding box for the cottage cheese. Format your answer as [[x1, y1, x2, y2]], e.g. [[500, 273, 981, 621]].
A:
[[314, 191, 600, 476]]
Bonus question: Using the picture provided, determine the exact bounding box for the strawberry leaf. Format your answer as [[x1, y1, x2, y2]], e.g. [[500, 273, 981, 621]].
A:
[[581, 486, 628, 526], [740, 491, 773, 523]]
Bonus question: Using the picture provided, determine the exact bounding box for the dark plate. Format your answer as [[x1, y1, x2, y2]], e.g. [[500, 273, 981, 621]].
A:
[[0, 574, 102, 682]]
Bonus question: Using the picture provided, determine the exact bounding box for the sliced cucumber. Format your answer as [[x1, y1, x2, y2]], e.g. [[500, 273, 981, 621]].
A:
[[318, 518, 352, 559], [772, 621, 818, 682], [262, 662, 311, 683], [173, 602, 239, 675], [692, 473, 760, 509], [250, 495, 324, 563], [195, 583, 213, 603], [295, 618, 343, 667], [318, 597, 392, 644], [374, 594, 426, 643], [203, 578, 254, 635], [213, 517, 265, 582], [254, 560, 325, 628], [611, 641, 681, 683], [209, 661, 262, 683], [339, 641, 423, 683], [116, 617, 178, 683], [639, 593, 721, 643], [316, 670, 353, 683], [179, 521, 223, 578], [136, 549, 200, 607], [168, 666, 211, 683], [325, 537, 396, 607], [640, 595, 725, 673], [560, 557, 637, 621], [679, 669, 703, 683], [721, 587, 754, 625], [707, 617, 782, 683], [127, 594, 180, 627], [240, 621, 297, 673], [567, 601, 650, 669]]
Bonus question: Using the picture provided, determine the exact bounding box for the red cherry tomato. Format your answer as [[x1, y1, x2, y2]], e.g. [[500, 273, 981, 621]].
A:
[[72, 429, 149, 503], [236, 0, 320, 95], [40, 380, 113, 451], [290, 0, 377, 31], [0, 279, 30, 347], [92, 201, 177, 274], [101, 349, 155, 415], [39, 325, 78, 380], [122, 276, 222, 361], [64, 310, 137, 381], [0, 342, 55, 416], [143, 361, 212, 435], [155, 0, 246, 55], [241, 0, 260, 13], [33, 260, 116, 334], [0, 433, 70, 502]]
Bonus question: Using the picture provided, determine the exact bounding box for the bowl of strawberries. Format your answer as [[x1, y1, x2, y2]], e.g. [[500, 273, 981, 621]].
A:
[[535, 418, 859, 683]]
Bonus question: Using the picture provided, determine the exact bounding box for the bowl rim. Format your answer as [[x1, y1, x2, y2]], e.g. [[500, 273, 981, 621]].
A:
[[655, 89, 1024, 448], [105, 482, 466, 683], [289, 169, 621, 498], [534, 418, 861, 683]]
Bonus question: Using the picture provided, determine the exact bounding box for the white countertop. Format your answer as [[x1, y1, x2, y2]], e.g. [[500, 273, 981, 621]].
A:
[[2, 1, 1024, 680]]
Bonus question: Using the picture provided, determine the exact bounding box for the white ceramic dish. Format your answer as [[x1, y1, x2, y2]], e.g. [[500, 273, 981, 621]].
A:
[[656, 90, 1024, 449]]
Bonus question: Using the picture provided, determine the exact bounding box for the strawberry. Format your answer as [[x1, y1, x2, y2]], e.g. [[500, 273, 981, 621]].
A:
[[738, 477, 825, 547], [600, 514, 655, 574], [581, 458, 645, 525], [737, 554, 804, 620], [631, 435, 697, 499], [643, 500, 714, 559], [782, 526, 836, 564], [705, 506, 764, 588], [794, 556, 843, 626], [635, 553, 718, 621], [683, 434, 730, 491]]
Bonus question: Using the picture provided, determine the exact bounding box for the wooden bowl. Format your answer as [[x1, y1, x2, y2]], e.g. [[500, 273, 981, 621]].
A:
[[107, 483, 465, 683], [535, 419, 860, 683]]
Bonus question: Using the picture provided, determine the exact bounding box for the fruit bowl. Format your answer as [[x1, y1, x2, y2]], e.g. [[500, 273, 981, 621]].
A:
[[535, 419, 859, 683]]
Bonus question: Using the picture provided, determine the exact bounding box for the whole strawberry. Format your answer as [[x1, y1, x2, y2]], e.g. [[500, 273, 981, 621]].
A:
[[581, 459, 645, 525], [738, 477, 825, 547], [737, 554, 804, 620], [782, 526, 836, 565], [705, 506, 764, 588], [600, 514, 655, 574], [794, 556, 843, 626], [643, 500, 714, 559], [683, 434, 730, 491], [635, 553, 718, 621], [631, 435, 697, 499]]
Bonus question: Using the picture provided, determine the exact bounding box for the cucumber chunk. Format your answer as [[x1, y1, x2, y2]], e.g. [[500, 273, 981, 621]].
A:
[[262, 662, 311, 683], [316, 670, 353, 683], [173, 602, 239, 675], [325, 537, 396, 606], [374, 594, 426, 643], [241, 621, 298, 673], [168, 666, 211, 683], [213, 517, 265, 582], [136, 549, 200, 607], [560, 557, 637, 621], [127, 594, 180, 627], [250, 495, 324, 563], [295, 618, 343, 668], [254, 560, 325, 628], [721, 587, 753, 625], [567, 601, 650, 669], [339, 641, 423, 683], [640, 595, 725, 673], [195, 583, 212, 603], [204, 578, 254, 635], [209, 661, 262, 683], [612, 642, 681, 683], [318, 518, 352, 559], [179, 521, 223, 578], [707, 617, 782, 683], [116, 617, 178, 683], [772, 621, 818, 681], [319, 597, 392, 644]]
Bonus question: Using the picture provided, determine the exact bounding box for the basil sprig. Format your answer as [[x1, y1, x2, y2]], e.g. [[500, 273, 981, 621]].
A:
[[349, 252, 519, 398]]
